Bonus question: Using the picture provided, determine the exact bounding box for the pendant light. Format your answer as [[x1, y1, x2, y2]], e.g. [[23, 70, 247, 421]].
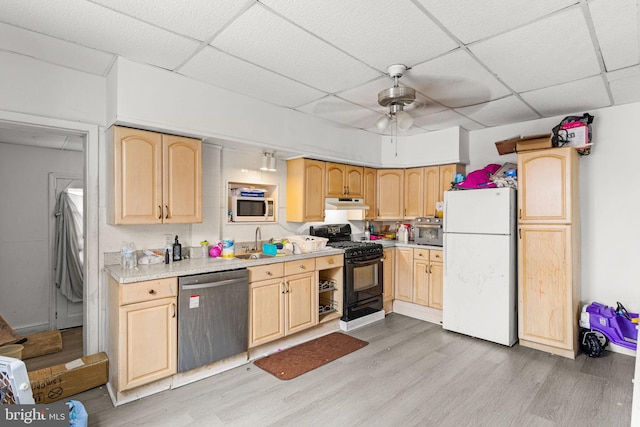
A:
[[260, 151, 277, 172]]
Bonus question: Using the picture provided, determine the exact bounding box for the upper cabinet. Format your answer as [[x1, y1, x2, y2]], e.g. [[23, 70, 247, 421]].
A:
[[517, 148, 578, 224], [107, 126, 202, 225], [325, 162, 363, 198], [286, 158, 325, 222], [403, 168, 423, 219], [376, 169, 404, 220], [363, 167, 376, 221], [438, 164, 466, 205]]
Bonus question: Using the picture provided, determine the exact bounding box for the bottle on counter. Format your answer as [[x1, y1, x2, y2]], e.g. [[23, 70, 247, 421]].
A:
[[173, 235, 182, 262]]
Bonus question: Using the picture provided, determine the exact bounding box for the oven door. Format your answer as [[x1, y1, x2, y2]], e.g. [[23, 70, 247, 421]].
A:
[[344, 255, 383, 305], [415, 225, 443, 246]]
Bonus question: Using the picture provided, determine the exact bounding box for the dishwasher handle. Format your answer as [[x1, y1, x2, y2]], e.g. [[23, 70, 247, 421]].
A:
[[180, 277, 247, 291]]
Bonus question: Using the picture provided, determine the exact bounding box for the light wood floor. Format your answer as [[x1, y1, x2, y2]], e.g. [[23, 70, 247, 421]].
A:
[[72, 314, 634, 426]]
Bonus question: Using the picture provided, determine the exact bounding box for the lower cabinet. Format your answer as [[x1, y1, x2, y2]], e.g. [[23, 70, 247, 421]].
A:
[[249, 259, 318, 348], [382, 248, 395, 312], [395, 247, 443, 309], [108, 277, 177, 392]]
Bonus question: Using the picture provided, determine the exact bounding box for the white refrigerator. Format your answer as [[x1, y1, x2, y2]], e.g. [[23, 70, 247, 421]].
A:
[[442, 187, 517, 346]]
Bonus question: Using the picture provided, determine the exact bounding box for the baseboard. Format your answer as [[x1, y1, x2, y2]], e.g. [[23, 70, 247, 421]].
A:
[[392, 300, 442, 325], [339, 310, 385, 331]]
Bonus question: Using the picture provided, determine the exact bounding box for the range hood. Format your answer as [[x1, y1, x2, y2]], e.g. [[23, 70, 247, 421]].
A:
[[325, 198, 369, 210]]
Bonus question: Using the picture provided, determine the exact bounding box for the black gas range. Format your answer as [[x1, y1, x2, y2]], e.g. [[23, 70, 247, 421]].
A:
[[310, 224, 384, 322]]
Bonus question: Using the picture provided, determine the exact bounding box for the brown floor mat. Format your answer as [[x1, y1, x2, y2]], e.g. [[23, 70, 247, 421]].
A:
[[253, 332, 368, 380]]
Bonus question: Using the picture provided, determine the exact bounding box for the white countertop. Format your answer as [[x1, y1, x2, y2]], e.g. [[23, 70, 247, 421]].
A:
[[105, 247, 344, 283]]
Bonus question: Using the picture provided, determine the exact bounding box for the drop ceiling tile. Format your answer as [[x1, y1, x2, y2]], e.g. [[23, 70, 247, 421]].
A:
[[607, 66, 640, 105], [589, 0, 640, 72], [90, 0, 253, 41], [179, 47, 326, 108], [413, 109, 485, 132], [469, 7, 601, 92], [456, 96, 540, 127], [0, 23, 114, 75], [520, 76, 611, 117], [405, 49, 511, 108], [296, 96, 379, 129], [0, 0, 199, 70], [417, 0, 577, 43], [210, 4, 380, 93], [261, 0, 458, 70]]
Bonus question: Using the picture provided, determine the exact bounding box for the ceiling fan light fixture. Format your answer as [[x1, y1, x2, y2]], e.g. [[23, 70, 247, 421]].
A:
[[396, 110, 413, 131], [375, 115, 391, 131]]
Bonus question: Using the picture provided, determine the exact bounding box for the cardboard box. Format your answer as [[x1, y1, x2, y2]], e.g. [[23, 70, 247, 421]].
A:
[[516, 134, 552, 152], [495, 134, 552, 155], [28, 352, 108, 404]]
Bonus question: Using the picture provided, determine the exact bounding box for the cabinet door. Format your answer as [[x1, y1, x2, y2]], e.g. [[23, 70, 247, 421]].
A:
[[518, 224, 574, 350], [118, 297, 177, 391], [377, 169, 404, 219], [363, 167, 377, 220], [113, 127, 163, 225], [249, 278, 285, 347], [304, 160, 326, 221], [423, 166, 440, 217], [382, 248, 395, 302], [518, 147, 577, 224], [326, 162, 346, 198], [345, 165, 364, 198], [404, 168, 423, 219], [429, 261, 444, 309], [163, 135, 202, 224], [395, 247, 413, 302], [438, 164, 465, 204], [413, 258, 429, 306], [285, 272, 318, 335]]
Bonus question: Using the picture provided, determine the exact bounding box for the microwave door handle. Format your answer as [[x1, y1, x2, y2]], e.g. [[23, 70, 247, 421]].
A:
[[264, 199, 269, 219]]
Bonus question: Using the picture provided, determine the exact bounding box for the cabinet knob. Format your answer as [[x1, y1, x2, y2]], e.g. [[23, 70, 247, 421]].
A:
[[266, 271, 272, 276], [328, 259, 334, 264], [149, 289, 156, 295], [299, 265, 305, 270]]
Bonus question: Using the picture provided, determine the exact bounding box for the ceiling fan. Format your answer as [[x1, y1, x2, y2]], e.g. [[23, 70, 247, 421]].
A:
[[375, 64, 417, 132]]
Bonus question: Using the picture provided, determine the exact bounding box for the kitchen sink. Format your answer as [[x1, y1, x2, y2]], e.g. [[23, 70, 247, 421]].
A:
[[235, 253, 273, 260]]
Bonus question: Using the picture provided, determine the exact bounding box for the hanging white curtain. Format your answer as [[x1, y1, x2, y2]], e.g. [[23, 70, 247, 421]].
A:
[[54, 188, 83, 303]]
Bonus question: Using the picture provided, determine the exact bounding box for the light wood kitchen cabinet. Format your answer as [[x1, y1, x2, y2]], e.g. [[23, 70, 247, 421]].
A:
[[517, 147, 580, 359], [412, 249, 443, 309], [404, 168, 423, 219], [326, 162, 364, 198], [423, 166, 440, 218], [108, 277, 177, 392], [249, 259, 317, 348], [108, 126, 202, 225], [377, 169, 404, 219], [363, 167, 377, 221], [438, 164, 465, 204], [518, 147, 578, 224], [317, 254, 344, 323], [286, 158, 325, 222], [395, 247, 413, 302], [382, 248, 395, 312]]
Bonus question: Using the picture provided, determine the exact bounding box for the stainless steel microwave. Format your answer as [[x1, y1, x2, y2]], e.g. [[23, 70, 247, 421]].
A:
[[230, 196, 275, 222]]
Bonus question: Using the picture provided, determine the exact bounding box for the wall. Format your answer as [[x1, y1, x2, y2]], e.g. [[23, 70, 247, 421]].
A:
[[108, 58, 382, 166], [467, 102, 640, 313], [0, 142, 83, 331], [380, 126, 470, 167]]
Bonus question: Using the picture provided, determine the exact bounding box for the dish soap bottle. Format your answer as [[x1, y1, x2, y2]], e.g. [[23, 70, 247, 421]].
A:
[[173, 235, 182, 262]]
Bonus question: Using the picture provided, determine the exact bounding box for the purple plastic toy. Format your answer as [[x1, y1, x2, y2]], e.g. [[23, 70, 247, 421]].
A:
[[579, 302, 638, 357]]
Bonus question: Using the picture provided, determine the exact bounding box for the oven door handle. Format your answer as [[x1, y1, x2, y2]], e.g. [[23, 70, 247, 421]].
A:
[[346, 257, 381, 266]]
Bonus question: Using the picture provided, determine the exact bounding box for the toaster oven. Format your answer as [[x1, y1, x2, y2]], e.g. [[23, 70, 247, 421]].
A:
[[414, 216, 443, 246]]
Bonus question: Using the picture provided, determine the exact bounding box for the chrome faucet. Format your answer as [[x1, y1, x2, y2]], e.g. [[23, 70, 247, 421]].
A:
[[254, 226, 261, 252]]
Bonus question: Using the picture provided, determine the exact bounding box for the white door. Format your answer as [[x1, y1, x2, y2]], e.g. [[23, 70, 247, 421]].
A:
[[49, 173, 83, 330], [443, 232, 517, 346]]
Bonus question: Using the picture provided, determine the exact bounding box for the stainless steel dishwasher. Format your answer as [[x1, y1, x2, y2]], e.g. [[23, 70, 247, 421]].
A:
[[178, 268, 249, 373]]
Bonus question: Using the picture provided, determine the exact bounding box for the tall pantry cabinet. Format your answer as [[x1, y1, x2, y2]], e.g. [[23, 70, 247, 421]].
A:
[[517, 147, 580, 359]]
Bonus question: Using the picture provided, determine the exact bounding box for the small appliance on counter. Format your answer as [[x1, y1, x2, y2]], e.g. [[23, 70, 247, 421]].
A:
[[414, 217, 443, 246]]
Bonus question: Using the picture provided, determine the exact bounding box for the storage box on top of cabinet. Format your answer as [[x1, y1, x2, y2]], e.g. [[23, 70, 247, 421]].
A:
[[106, 126, 202, 225]]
